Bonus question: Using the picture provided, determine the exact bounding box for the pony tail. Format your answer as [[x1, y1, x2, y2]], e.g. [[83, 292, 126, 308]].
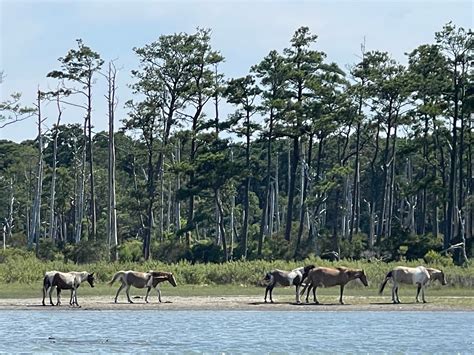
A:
[[379, 270, 392, 294], [108, 271, 122, 286]]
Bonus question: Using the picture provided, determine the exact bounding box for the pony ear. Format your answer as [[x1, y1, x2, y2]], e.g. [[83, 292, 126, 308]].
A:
[[91, 272, 94, 276]]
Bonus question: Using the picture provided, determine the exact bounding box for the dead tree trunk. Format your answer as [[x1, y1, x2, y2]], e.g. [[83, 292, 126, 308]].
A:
[[106, 61, 118, 261]]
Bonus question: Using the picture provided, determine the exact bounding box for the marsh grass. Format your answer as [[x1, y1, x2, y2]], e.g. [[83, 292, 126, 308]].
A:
[[1, 249, 473, 303]]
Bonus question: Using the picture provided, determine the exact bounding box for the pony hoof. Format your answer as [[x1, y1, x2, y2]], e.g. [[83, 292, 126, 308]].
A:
[[423, 301, 427, 304]]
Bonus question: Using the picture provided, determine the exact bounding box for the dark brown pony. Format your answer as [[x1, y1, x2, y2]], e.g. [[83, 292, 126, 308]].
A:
[[301, 267, 368, 304]]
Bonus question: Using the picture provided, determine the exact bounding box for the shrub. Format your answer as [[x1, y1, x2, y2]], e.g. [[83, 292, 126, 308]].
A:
[[424, 250, 454, 267], [63, 240, 109, 264], [191, 241, 223, 263], [118, 239, 143, 262]]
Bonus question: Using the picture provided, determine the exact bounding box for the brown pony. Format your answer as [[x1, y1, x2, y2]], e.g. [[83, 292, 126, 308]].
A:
[[109, 270, 177, 303], [301, 267, 368, 304]]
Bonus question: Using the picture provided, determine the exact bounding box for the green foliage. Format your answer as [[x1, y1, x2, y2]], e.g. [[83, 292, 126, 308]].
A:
[[37, 239, 61, 261], [63, 240, 109, 264], [1, 249, 473, 289], [191, 241, 223, 263], [424, 250, 454, 267], [118, 239, 143, 262], [151, 240, 192, 263]]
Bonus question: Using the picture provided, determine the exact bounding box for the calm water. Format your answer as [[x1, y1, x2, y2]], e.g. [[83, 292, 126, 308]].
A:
[[1, 310, 473, 354]]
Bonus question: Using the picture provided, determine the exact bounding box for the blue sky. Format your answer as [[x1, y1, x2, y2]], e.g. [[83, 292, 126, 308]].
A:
[[0, 0, 472, 142]]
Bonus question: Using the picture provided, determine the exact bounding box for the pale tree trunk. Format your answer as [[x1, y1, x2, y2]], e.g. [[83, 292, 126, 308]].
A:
[[386, 122, 398, 239], [294, 136, 313, 258], [230, 150, 235, 259], [29, 90, 44, 256], [48, 95, 62, 240], [215, 189, 228, 261], [175, 142, 181, 238], [75, 126, 87, 244], [167, 179, 172, 233], [6, 177, 14, 242], [106, 61, 118, 261], [274, 154, 280, 234]]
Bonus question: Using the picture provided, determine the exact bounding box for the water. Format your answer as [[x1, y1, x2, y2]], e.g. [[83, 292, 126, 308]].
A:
[[1, 310, 472, 354]]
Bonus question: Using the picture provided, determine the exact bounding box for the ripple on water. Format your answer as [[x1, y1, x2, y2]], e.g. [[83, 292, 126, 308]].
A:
[[0, 310, 473, 353]]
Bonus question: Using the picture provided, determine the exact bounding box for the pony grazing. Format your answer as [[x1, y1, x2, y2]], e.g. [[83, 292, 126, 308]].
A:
[[50, 271, 95, 307], [264, 265, 315, 304], [301, 267, 368, 305], [109, 270, 177, 303], [379, 266, 447, 304]]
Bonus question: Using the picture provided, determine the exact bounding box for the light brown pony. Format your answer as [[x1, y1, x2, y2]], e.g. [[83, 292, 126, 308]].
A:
[[379, 266, 447, 303], [109, 270, 177, 303], [301, 267, 368, 304]]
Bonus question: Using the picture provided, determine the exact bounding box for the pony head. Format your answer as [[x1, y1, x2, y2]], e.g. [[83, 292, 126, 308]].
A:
[[302, 265, 316, 280], [168, 273, 178, 287], [87, 272, 95, 288], [357, 269, 369, 287], [437, 270, 447, 285]]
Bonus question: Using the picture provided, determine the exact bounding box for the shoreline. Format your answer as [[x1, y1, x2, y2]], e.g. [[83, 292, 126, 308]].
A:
[[1, 296, 473, 312]]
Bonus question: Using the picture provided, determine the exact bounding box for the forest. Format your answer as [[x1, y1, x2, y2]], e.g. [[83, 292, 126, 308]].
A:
[[0, 22, 472, 266]]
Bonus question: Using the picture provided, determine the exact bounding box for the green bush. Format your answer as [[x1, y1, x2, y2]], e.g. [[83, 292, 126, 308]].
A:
[[424, 250, 454, 267], [118, 239, 143, 262], [151, 240, 193, 263], [191, 241, 223, 263], [64, 240, 109, 264]]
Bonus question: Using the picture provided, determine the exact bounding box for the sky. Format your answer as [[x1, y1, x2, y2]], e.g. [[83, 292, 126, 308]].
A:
[[0, 0, 472, 143]]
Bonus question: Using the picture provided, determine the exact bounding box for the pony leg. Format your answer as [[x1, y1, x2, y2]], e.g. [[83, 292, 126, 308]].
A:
[[126, 286, 133, 303], [69, 289, 74, 306], [42, 286, 46, 306], [145, 287, 151, 303], [422, 285, 427, 303], [269, 285, 275, 303], [264, 286, 269, 303], [392, 284, 400, 304], [305, 284, 312, 303], [157, 285, 162, 303], [416, 284, 421, 303], [295, 285, 301, 304], [339, 285, 345, 305], [313, 286, 319, 304], [47, 286, 55, 306], [56, 288, 62, 306], [74, 288, 80, 307], [114, 283, 125, 303]]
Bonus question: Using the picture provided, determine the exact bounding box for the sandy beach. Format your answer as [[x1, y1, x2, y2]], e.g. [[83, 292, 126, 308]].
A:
[[1, 295, 473, 312]]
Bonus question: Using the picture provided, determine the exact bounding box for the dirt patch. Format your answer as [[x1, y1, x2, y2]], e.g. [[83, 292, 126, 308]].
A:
[[1, 296, 473, 312]]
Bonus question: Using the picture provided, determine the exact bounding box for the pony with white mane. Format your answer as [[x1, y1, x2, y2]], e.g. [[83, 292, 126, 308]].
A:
[[109, 270, 177, 303], [264, 265, 315, 304], [379, 266, 447, 303], [47, 271, 95, 307]]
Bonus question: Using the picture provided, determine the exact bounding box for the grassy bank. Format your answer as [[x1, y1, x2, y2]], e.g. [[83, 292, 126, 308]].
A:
[[1, 249, 473, 291]]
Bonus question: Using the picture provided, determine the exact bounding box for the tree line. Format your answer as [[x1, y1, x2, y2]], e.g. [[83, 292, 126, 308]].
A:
[[0, 23, 472, 264]]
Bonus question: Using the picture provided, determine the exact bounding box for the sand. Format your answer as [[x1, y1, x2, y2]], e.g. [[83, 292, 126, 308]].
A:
[[1, 295, 473, 312]]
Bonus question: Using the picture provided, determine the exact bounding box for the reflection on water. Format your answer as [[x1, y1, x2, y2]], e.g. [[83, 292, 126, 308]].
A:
[[1, 310, 473, 353]]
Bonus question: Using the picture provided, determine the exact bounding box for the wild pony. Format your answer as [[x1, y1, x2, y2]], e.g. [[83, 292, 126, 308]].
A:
[[108, 270, 177, 303], [264, 265, 315, 304], [42, 270, 60, 306], [300, 267, 368, 305], [379, 266, 447, 303], [49, 271, 95, 307]]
